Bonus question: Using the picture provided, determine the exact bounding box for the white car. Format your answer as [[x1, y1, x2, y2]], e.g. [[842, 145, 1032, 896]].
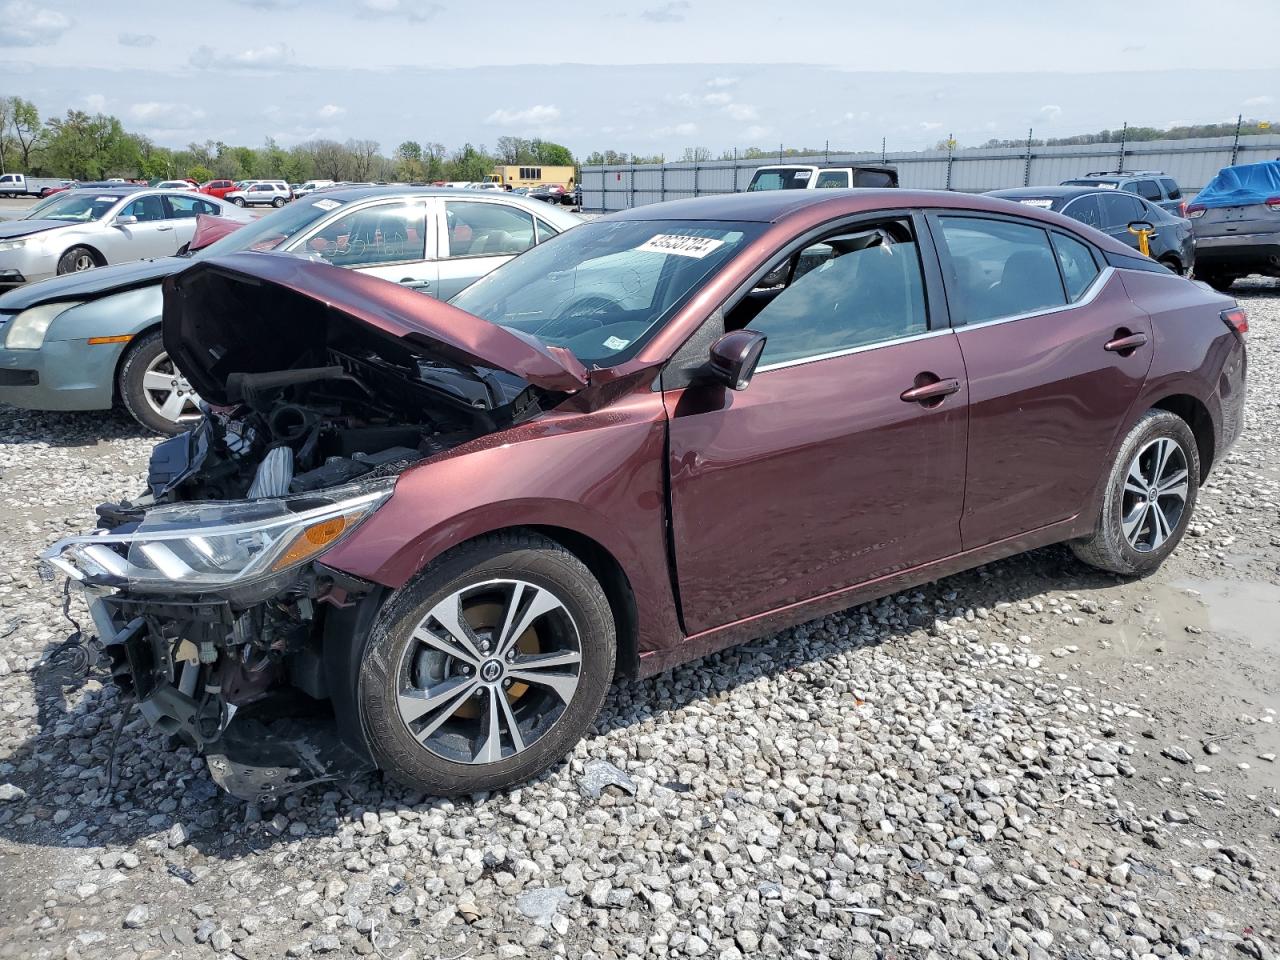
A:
[[226, 181, 292, 207], [294, 179, 336, 198], [154, 180, 198, 191], [0, 187, 252, 286]]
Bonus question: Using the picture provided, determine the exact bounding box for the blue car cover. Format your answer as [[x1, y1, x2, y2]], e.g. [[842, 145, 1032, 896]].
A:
[[1193, 161, 1280, 209]]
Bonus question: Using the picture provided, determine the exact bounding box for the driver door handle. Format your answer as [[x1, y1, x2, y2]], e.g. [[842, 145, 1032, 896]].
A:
[[156, 225, 173, 231], [399, 278, 431, 289], [900, 378, 960, 404]]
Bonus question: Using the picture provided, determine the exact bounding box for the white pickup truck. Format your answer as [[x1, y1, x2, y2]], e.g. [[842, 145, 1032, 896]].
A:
[[0, 173, 75, 198]]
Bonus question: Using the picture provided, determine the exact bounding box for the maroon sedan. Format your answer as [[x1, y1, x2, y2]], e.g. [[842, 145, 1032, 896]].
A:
[[44, 190, 1247, 800]]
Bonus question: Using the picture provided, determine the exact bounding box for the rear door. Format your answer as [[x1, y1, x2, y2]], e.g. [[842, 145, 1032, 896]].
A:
[[667, 213, 968, 634], [435, 199, 538, 300], [930, 213, 1153, 547], [162, 194, 219, 250]]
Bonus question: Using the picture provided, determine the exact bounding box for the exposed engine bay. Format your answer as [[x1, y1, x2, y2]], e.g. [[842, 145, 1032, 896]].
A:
[[42, 257, 573, 801]]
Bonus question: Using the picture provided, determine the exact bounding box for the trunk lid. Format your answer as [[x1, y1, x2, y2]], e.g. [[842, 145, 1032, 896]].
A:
[[164, 252, 590, 406]]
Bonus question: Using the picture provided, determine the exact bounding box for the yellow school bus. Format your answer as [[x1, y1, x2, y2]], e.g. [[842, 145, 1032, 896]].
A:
[[486, 165, 575, 190]]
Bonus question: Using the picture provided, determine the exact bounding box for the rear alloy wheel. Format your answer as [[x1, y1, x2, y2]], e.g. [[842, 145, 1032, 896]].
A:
[[359, 532, 615, 795], [56, 246, 98, 275], [1071, 410, 1199, 575], [272, 197, 285, 207], [233, 197, 246, 207], [119, 330, 203, 435]]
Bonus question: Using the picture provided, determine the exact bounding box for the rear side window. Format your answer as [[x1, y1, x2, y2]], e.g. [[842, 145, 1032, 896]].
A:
[[1134, 180, 1162, 201], [814, 170, 850, 188], [1050, 233, 1100, 301], [853, 169, 896, 187], [1097, 193, 1145, 230], [935, 216, 1066, 324], [748, 219, 928, 366], [1061, 194, 1102, 230], [1159, 178, 1181, 199]]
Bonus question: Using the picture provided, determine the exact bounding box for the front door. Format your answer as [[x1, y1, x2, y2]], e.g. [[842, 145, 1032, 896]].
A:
[[929, 213, 1154, 548], [667, 216, 968, 635], [287, 199, 438, 294], [112, 195, 180, 260], [434, 199, 538, 300]]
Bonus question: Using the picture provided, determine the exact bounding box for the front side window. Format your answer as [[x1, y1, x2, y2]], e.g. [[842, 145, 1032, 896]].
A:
[[451, 218, 762, 366], [291, 202, 427, 267], [121, 195, 168, 222], [814, 170, 850, 189], [746, 220, 928, 366], [936, 216, 1066, 324], [444, 201, 535, 258], [1051, 232, 1100, 301]]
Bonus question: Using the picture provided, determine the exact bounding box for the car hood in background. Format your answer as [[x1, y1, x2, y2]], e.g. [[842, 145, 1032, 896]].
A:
[[0, 255, 183, 310], [0, 219, 74, 241], [163, 253, 590, 406]]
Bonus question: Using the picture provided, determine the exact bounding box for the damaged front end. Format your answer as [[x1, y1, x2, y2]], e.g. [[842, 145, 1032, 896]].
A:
[[41, 253, 584, 801]]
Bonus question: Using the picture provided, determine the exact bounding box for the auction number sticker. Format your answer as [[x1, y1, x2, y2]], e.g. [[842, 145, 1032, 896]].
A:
[[312, 198, 341, 210], [636, 234, 726, 258]]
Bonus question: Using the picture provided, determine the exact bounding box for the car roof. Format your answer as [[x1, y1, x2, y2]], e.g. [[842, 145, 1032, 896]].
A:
[[988, 186, 1112, 201]]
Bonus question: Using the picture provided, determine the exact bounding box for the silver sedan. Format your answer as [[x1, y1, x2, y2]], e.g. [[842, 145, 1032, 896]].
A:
[[0, 187, 253, 287]]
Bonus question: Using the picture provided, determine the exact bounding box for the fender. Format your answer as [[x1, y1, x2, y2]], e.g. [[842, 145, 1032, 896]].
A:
[[320, 385, 685, 656]]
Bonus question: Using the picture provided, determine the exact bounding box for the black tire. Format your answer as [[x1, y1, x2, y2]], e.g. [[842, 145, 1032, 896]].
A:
[[118, 330, 198, 435], [1158, 256, 1182, 276], [56, 246, 98, 275], [358, 531, 616, 796], [232, 197, 246, 207], [1199, 270, 1235, 292], [1071, 410, 1200, 576], [271, 197, 285, 207]]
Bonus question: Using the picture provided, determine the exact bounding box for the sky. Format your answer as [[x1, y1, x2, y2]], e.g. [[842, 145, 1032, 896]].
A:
[[1, 0, 1278, 157]]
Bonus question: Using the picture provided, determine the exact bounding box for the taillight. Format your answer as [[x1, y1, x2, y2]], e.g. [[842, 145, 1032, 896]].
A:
[[1186, 204, 1206, 219], [1266, 196, 1280, 212], [1178, 200, 1187, 218], [1221, 307, 1248, 337]]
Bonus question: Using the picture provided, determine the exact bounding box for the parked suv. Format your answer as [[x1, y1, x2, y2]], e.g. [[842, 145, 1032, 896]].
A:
[[746, 163, 899, 191], [200, 179, 237, 200], [226, 181, 291, 207], [1060, 170, 1185, 217], [1186, 160, 1280, 291]]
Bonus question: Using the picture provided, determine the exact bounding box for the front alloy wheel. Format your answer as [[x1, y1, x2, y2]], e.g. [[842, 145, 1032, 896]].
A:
[[119, 330, 204, 435], [359, 532, 615, 795]]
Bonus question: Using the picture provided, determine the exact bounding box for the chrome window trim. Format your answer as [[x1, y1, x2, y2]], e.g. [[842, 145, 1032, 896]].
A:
[[756, 326, 953, 374]]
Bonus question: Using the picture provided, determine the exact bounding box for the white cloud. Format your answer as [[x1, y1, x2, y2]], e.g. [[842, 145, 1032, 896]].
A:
[[360, 0, 444, 20], [0, 1, 71, 47], [705, 76, 738, 89], [1243, 94, 1274, 108], [1039, 104, 1063, 121], [655, 122, 698, 137], [640, 0, 689, 22], [485, 104, 561, 127], [318, 103, 346, 118], [118, 32, 155, 47], [742, 125, 771, 141], [190, 42, 294, 70], [129, 102, 207, 129], [84, 93, 107, 112], [703, 92, 731, 106], [919, 121, 943, 131], [726, 103, 758, 122]]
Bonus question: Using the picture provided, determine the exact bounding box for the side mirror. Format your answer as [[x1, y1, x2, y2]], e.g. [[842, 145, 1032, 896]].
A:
[[114, 215, 137, 226], [708, 329, 767, 391]]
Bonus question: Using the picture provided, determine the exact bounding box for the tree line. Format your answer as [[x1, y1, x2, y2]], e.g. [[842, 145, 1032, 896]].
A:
[[0, 97, 579, 184]]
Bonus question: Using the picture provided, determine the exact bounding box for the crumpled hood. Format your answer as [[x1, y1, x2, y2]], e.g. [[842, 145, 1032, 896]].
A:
[[0, 255, 183, 310], [163, 252, 590, 405], [0, 219, 72, 241]]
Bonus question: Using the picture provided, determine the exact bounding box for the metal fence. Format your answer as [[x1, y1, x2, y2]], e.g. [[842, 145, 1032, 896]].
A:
[[580, 133, 1280, 212]]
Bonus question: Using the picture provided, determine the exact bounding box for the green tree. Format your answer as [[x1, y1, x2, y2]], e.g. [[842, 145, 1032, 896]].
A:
[[188, 163, 215, 183], [4, 97, 42, 169], [445, 142, 493, 182], [40, 110, 134, 179], [531, 139, 574, 166]]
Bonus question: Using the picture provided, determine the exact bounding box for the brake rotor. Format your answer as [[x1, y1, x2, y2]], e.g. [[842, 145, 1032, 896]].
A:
[[451, 600, 540, 720]]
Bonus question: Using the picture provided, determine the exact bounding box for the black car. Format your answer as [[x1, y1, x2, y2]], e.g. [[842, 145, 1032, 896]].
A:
[[988, 186, 1195, 276], [1059, 170, 1186, 217]]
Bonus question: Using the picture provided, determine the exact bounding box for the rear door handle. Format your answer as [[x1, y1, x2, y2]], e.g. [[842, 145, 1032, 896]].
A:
[[1104, 332, 1148, 353], [399, 278, 431, 289], [900, 378, 960, 404]]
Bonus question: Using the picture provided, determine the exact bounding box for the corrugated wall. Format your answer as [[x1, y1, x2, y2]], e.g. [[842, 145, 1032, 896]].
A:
[[581, 134, 1280, 211]]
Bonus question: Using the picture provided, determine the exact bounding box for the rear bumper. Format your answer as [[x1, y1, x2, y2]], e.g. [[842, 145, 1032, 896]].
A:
[[1193, 231, 1280, 274], [1213, 335, 1247, 470], [0, 338, 123, 410]]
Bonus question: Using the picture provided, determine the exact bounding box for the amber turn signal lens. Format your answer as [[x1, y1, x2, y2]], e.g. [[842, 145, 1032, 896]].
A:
[[270, 515, 350, 571], [87, 334, 134, 345]]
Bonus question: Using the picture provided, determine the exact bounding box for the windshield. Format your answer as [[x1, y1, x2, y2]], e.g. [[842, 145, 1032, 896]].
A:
[[451, 218, 764, 366], [746, 168, 814, 191], [189, 196, 350, 259], [22, 192, 121, 222]]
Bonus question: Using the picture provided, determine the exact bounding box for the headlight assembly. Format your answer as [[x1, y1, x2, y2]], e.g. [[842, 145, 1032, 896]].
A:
[[42, 481, 392, 592], [5, 300, 83, 350], [0, 239, 27, 252]]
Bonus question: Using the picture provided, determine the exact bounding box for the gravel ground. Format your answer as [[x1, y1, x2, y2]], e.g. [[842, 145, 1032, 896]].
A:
[[0, 281, 1278, 960]]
